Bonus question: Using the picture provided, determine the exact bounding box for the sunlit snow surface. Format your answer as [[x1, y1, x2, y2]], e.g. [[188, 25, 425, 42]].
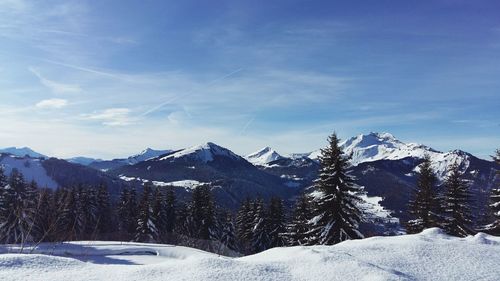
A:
[[1, 229, 499, 281], [0, 155, 58, 188]]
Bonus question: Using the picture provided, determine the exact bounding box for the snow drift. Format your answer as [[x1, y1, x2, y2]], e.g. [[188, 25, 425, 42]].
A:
[[1, 228, 499, 281]]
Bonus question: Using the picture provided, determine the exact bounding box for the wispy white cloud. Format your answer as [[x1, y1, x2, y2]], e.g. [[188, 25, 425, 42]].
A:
[[29, 67, 82, 94], [81, 108, 135, 126], [35, 98, 68, 109]]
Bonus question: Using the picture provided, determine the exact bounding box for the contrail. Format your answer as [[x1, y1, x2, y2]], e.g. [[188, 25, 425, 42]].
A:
[[239, 117, 255, 136], [141, 68, 243, 116], [41, 58, 121, 79]]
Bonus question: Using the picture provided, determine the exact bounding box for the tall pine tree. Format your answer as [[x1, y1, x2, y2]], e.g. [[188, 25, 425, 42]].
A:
[[267, 197, 286, 248], [164, 187, 176, 240], [0, 169, 37, 244], [152, 188, 169, 242], [484, 149, 500, 235], [236, 198, 254, 254], [286, 194, 312, 246], [442, 163, 473, 237], [251, 198, 269, 253], [95, 183, 114, 238], [135, 184, 158, 242], [307, 133, 363, 245], [407, 155, 440, 233]]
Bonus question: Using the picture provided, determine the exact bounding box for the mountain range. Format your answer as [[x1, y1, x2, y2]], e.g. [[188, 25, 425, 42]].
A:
[[1, 132, 498, 233]]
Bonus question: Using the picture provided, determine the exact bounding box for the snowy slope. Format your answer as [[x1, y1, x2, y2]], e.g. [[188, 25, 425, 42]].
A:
[[159, 142, 241, 163], [1, 229, 500, 281], [0, 147, 47, 158], [0, 154, 58, 188], [245, 147, 284, 166]]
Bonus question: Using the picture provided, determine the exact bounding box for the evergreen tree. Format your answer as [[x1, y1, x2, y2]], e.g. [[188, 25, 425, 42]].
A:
[[442, 163, 474, 237], [183, 185, 218, 242], [76, 186, 97, 239], [267, 197, 286, 248], [407, 155, 440, 233], [286, 194, 312, 246], [24, 180, 40, 240], [0, 167, 14, 243], [251, 198, 269, 253], [164, 187, 176, 238], [135, 184, 157, 242], [152, 188, 168, 242], [95, 183, 114, 238], [33, 189, 56, 242], [59, 188, 79, 241], [0, 169, 37, 244], [236, 198, 254, 253], [484, 149, 500, 235], [117, 188, 131, 239], [218, 210, 239, 253], [51, 188, 68, 241], [307, 133, 364, 245]]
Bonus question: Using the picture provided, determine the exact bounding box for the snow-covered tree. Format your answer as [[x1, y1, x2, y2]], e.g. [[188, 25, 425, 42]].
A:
[[218, 210, 239, 254], [164, 187, 176, 238], [267, 197, 286, 248], [33, 188, 56, 242], [95, 184, 114, 237], [407, 155, 440, 233], [286, 194, 312, 246], [236, 198, 254, 253], [135, 184, 158, 242], [442, 163, 474, 237], [251, 198, 269, 253], [184, 185, 218, 241], [307, 133, 364, 245], [483, 149, 500, 235], [152, 188, 168, 242], [76, 186, 97, 239], [0, 169, 37, 244], [117, 187, 131, 238], [58, 188, 79, 241], [0, 167, 14, 243]]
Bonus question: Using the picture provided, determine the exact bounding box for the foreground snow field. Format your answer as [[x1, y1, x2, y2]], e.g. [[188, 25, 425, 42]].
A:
[[0, 228, 499, 281]]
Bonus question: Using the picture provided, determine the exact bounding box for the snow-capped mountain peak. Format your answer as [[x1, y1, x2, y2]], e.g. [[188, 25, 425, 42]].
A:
[[339, 132, 438, 166], [245, 147, 284, 166], [159, 142, 241, 163], [0, 147, 47, 159], [129, 148, 172, 163], [301, 132, 473, 180]]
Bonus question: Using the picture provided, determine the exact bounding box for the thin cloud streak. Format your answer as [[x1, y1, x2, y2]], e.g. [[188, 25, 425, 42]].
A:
[[141, 68, 244, 116]]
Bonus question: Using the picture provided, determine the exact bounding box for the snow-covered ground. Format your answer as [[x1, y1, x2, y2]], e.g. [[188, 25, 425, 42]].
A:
[[1, 229, 499, 281]]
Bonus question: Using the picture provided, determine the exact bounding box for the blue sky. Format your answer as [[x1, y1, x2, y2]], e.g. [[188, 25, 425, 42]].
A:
[[0, 0, 499, 159]]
